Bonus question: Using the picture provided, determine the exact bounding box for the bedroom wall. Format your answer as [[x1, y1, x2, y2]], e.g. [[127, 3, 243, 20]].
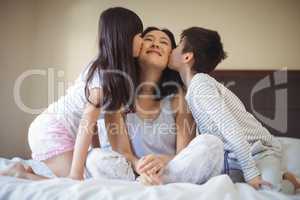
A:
[[0, 0, 299, 158], [52, 0, 300, 81], [0, 0, 36, 158]]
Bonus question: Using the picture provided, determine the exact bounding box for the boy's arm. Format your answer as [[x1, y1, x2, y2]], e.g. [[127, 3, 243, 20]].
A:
[[185, 75, 260, 182]]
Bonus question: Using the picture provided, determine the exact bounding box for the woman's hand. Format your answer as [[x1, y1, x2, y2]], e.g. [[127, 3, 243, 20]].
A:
[[135, 154, 172, 176], [68, 172, 84, 181], [139, 172, 162, 186], [247, 176, 272, 189]]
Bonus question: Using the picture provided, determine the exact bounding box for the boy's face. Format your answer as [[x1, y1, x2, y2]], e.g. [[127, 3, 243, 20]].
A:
[[168, 37, 186, 71]]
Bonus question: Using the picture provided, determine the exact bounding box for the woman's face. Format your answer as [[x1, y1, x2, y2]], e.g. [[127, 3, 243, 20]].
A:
[[132, 33, 143, 58], [138, 30, 172, 70]]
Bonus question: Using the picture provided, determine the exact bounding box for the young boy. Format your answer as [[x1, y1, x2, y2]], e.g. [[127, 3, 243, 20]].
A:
[[168, 27, 300, 193]]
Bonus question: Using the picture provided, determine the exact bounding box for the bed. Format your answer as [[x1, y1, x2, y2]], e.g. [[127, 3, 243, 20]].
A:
[[0, 70, 299, 200], [0, 136, 299, 200]]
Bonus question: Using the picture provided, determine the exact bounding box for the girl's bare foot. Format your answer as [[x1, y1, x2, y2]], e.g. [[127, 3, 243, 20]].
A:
[[283, 172, 300, 190], [0, 162, 30, 178]]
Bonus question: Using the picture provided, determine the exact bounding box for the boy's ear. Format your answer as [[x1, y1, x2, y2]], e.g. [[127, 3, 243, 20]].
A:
[[182, 52, 194, 64]]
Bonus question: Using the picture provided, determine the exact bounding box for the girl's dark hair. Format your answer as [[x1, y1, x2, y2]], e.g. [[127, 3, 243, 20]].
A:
[[85, 7, 143, 111], [141, 27, 184, 100]]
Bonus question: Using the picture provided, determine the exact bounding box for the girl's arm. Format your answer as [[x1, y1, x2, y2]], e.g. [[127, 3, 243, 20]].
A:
[[68, 88, 102, 180], [105, 111, 139, 172]]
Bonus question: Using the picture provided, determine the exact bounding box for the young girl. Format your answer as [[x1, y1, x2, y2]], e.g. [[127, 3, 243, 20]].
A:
[[0, 7, 143, 180]]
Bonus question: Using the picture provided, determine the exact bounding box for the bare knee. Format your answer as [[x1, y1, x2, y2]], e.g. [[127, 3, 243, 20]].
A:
[[43, 150, 73, 177]]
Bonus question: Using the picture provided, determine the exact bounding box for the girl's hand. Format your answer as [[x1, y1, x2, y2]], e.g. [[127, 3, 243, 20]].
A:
[[247, 176, 273, 189]]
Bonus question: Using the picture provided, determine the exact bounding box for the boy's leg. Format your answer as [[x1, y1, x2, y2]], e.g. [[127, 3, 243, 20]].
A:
[[163, 134, 224, 184], [255, 153, 295, 194], [85, 148, 135, 181], [225, 157, 245, 183]]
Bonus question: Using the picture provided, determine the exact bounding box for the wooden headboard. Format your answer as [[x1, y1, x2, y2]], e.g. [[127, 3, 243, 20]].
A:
[[210, 70, 300, 139]]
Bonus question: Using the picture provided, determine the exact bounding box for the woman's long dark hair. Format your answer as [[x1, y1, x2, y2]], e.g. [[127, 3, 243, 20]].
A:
[[140, 27, 184, 100], [85, 7, 143, 111]]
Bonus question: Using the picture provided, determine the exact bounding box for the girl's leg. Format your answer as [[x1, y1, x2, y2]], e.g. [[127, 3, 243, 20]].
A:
[[1, 150, 74, 180], [0, 151, 72, 180], [28, 113, 75, 178], [42, 150, 73, 177], [0, 162, 48, 180], [163, 134, 224, 184]]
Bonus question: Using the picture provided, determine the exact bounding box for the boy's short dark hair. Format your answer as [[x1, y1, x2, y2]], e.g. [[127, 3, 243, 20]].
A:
[[181, 27, 227, 73]]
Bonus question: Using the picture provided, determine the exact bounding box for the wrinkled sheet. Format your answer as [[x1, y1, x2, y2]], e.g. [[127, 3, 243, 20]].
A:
[[0, 157, 299, 200]]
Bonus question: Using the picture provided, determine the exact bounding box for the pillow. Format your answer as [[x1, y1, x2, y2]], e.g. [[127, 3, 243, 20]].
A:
[[277, 137, 300, 177]]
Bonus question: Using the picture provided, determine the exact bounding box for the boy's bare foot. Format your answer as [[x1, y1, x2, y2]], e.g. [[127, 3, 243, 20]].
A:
[[0, 162, 31, 178], [283, 172, 300, 190]]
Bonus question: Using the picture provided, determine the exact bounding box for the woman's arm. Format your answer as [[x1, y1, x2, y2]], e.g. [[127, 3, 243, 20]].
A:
[[68, 88, 101, 180], [172, 88, 196, 154], [105, 110, 139, 172]]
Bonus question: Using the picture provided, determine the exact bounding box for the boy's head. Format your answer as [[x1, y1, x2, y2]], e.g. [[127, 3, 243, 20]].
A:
[[169, 27, 227, 73]]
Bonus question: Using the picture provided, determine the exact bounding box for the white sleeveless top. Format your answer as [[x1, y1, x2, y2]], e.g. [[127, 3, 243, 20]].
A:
[[125, 95, 177, 158], [97, 95, 178, 157]]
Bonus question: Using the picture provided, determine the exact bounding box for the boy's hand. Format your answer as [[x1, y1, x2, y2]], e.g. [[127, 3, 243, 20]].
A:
[[247, 176, 272, 189]]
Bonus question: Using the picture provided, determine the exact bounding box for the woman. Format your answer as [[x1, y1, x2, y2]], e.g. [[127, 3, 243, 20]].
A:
[[87, 27, 224, 185]]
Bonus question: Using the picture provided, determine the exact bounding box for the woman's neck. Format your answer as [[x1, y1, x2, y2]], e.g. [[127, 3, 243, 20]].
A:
[[133, 65, 163, 119], [138, 65, 163, 95]]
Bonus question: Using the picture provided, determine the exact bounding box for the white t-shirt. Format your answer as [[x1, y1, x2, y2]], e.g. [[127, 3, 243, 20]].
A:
[[46, 62, 102, 137]]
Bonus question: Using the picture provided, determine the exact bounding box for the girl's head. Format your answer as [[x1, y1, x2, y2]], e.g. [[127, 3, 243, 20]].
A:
[[138, 27, 184, 99], [85, 7, 143, 111]]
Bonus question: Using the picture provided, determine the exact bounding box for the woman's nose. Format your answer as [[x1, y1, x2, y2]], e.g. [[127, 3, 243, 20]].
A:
[[151, 42, 160, 48]]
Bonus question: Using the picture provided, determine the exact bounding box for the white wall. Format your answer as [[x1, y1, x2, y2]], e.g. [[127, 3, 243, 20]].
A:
[[1, 0, 300, 158]]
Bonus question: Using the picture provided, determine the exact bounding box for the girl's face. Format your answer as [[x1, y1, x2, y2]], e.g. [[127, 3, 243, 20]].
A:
[[138, 30, 172, 70], [133, 33, 143, 58]]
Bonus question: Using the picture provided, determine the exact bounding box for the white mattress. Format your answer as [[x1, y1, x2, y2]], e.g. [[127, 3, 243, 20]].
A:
[[0, 137, 299, 200]]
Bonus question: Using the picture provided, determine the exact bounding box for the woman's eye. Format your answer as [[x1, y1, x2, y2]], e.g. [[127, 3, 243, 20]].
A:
[[160, 41, 169, 45], [144, 38, 152, 41]]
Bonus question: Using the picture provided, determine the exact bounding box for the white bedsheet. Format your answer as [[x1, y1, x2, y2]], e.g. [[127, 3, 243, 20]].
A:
[[0, 158, 299, 200], [0, 136, 300, 200]]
